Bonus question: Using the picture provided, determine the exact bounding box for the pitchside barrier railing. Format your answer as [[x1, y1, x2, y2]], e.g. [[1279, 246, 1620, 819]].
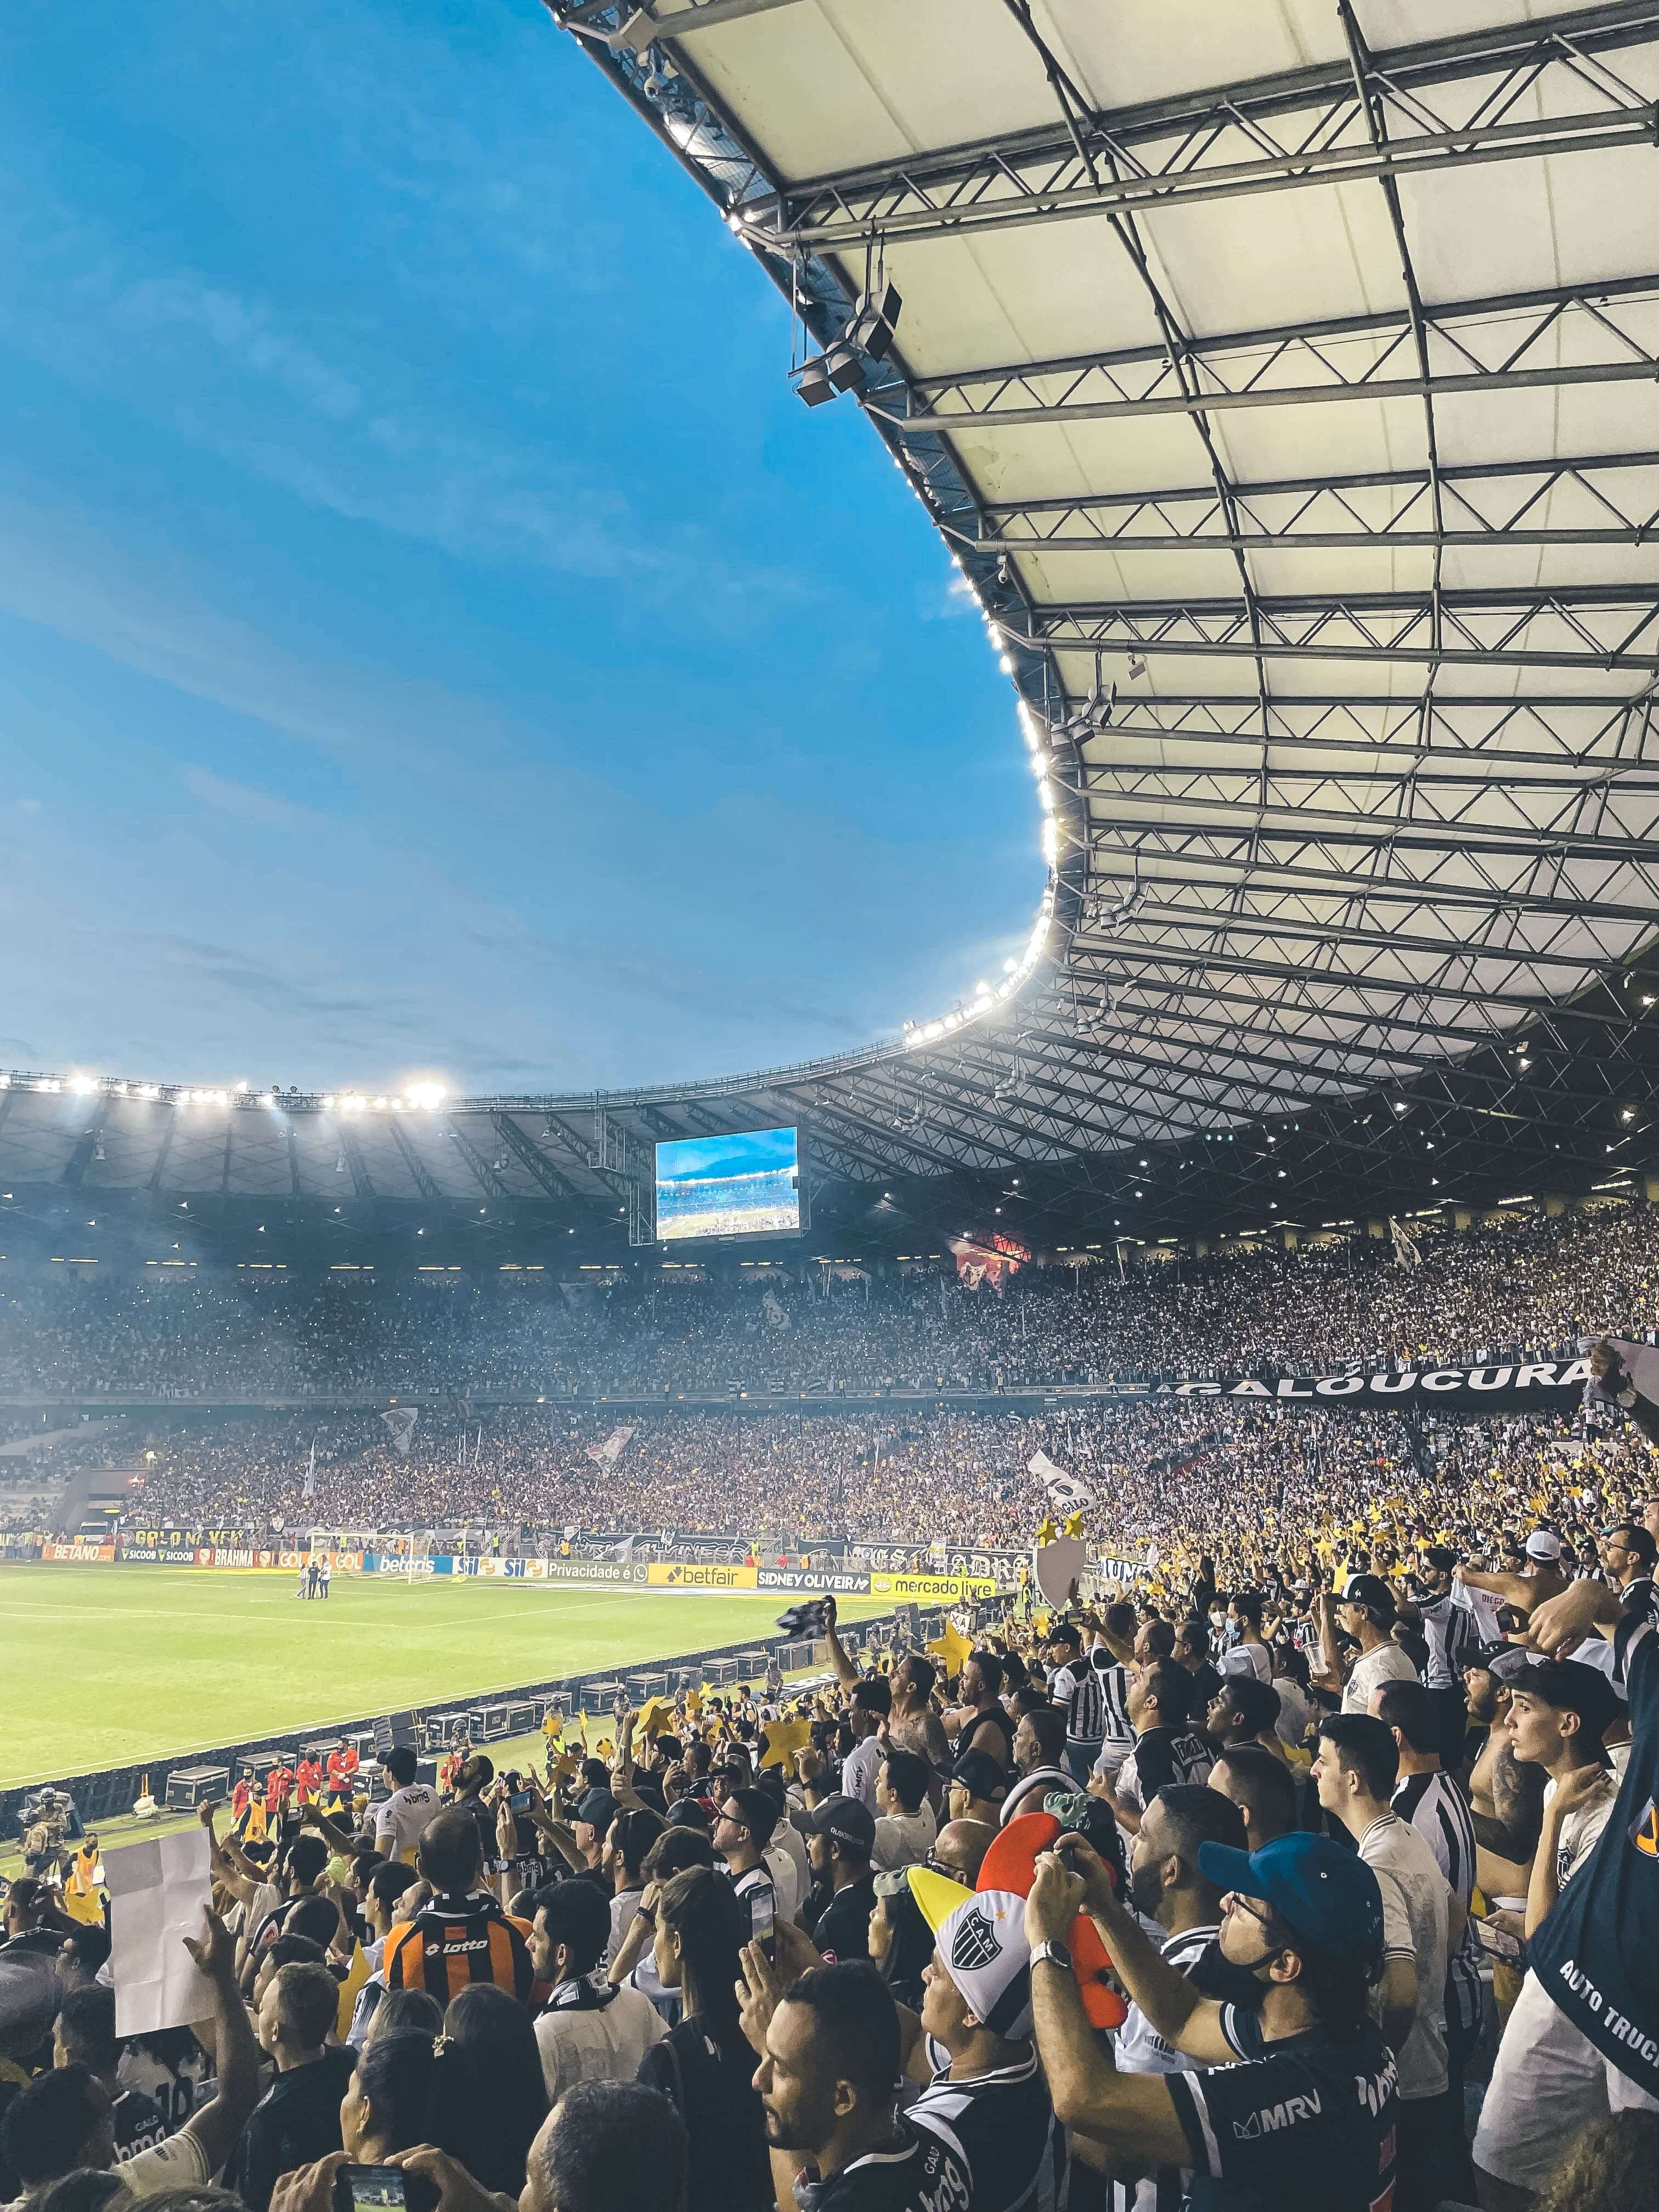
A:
[[1, 1600, 1005, 1839]]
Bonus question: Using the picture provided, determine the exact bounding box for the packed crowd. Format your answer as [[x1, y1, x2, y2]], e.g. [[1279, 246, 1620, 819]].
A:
[[2, 1202, 1655, 1403], [1, 1202, 1654, 1560], [6, 1420, 1659, 2212]]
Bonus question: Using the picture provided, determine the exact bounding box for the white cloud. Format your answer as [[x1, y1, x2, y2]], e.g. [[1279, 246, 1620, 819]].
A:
[[181, 766, 313, 828]]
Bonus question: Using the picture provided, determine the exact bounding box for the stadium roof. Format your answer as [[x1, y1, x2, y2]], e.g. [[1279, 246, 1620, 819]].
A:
[[8, 1, 1659, 1256]]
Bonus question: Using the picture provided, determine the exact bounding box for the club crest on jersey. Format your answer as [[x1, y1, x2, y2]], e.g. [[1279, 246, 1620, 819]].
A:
[[1630, 1799, 1659, 1859], [949, 1903, 1002, 1974]]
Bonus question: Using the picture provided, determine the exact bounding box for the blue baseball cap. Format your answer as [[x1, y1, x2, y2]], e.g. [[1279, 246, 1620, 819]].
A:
[[1197, 1831, 1385, 1962]]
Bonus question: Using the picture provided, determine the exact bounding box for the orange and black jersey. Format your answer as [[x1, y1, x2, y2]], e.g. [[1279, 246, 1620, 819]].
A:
[[382, 1893, 534, 2006]]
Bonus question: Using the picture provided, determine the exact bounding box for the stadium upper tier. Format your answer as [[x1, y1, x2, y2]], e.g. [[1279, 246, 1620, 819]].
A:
[[0, 1201, 1650, 1404], [9, 3, 1659, 1254]]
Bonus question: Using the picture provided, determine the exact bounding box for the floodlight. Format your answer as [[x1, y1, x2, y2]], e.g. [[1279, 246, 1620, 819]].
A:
[[848, 280, 901, 361], [826, 337, 864, 392], [794, 354, 835, 408], [1126, 653, 1147, 679]]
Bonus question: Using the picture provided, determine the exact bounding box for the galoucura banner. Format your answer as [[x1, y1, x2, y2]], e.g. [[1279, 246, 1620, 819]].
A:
[[1161, 1352, 1602, 1414]]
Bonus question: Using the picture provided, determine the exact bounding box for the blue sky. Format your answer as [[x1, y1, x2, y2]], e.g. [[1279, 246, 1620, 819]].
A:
[[0, 0, 1041, 1096], [656, 1124, 798, 1186]]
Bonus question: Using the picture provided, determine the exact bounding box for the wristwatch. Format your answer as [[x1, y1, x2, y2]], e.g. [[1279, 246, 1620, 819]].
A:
[[1030, 1938, 1073, 1973]]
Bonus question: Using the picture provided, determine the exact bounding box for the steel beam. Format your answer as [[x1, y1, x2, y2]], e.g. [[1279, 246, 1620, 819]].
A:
[[1074, 900, 1625, 975], [337, 1128, 375, 1201], [1033, 610, 1659, 674], [387, 1119, 444, 1203], [60, 1103, 109, 1190], [1070, 721, 1655, 776], [145, 1110, 177, 1195], [447, 1121, 511, 1201], [1077, 788, 1659, 864], [890, 357, 1659, 436], [750, 6, 1659, 249], [492, 1113, 580, 1200], [1064, 936, 1634, 1025], [1077, 757, 1659, 795], [1071, 854, 1659, 933]]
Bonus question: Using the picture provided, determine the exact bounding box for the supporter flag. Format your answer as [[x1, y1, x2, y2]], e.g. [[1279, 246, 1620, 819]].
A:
[[1028, 1449, 1095, 1511], [303, 1435, 317, 1501], [586, 1425, 635, 1466], [380, 1408, 417, 1459], [761, 1289, 789, 1330]]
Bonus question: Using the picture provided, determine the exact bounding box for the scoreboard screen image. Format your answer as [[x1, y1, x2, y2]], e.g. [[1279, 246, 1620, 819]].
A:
[[655, 1125, 801, 1242]]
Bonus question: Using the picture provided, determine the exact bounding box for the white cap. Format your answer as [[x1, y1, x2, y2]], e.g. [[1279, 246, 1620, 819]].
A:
[[1525, 1530, 1562, 1562], [932, 1889, 1033, 2039]]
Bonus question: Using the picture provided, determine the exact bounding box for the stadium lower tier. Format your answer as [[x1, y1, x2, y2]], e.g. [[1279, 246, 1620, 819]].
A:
[[5, 1387, 1652, 1571]]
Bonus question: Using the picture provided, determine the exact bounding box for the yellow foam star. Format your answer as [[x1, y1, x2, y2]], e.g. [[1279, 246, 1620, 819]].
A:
[[760, 1714, 811, 1770], [927, 1621, 973, 1681]]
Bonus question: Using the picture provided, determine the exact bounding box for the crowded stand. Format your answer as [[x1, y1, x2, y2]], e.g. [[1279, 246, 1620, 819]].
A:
[[2, 1204, 1655, 1402], [5, 1201, 1659, 2208], [4, 1423, 1658, 2211]]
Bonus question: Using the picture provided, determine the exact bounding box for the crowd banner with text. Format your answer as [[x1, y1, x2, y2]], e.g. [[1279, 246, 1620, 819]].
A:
[[850, 1543, 1026, 1578], [1161, 1353, 1600, 1412]]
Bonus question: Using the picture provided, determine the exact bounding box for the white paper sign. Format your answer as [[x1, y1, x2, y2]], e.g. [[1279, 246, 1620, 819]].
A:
[[104, 1825, 213, 2037]]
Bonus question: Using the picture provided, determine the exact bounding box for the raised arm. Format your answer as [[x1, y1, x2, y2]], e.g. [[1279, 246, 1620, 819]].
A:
[[299, 1801, 359, 1860], [1050, 1838, 1235, 2065], [179, 1908, 264, 2178], [821, 1598, 859, 1694], [1023, 1854, 1195, 2164]]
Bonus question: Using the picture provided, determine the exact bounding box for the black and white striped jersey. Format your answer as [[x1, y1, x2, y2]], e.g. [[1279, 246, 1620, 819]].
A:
[[1394, 1768, 1481, 2033]]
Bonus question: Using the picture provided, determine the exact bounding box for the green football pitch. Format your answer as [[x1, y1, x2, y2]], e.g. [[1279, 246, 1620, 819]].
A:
[[0, 1564, 889, 1787]]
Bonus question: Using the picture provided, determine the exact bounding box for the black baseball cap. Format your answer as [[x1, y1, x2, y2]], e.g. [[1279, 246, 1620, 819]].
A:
[[950, 1750, 1008, 1803], [806, 1793, 876, 1854], [1340, 1574, 1397, 1621], [574, 1788, 618, 1831]]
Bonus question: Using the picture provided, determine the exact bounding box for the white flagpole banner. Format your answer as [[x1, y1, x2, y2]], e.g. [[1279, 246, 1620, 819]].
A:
[[1028, 1449, 1096, 1512], [380, 1407, 418, 1459]]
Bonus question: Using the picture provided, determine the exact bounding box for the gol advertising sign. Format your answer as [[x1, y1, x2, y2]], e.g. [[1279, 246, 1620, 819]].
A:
[[646, 1562, 759, 1590], [868, 1570, 1000, 1602]]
